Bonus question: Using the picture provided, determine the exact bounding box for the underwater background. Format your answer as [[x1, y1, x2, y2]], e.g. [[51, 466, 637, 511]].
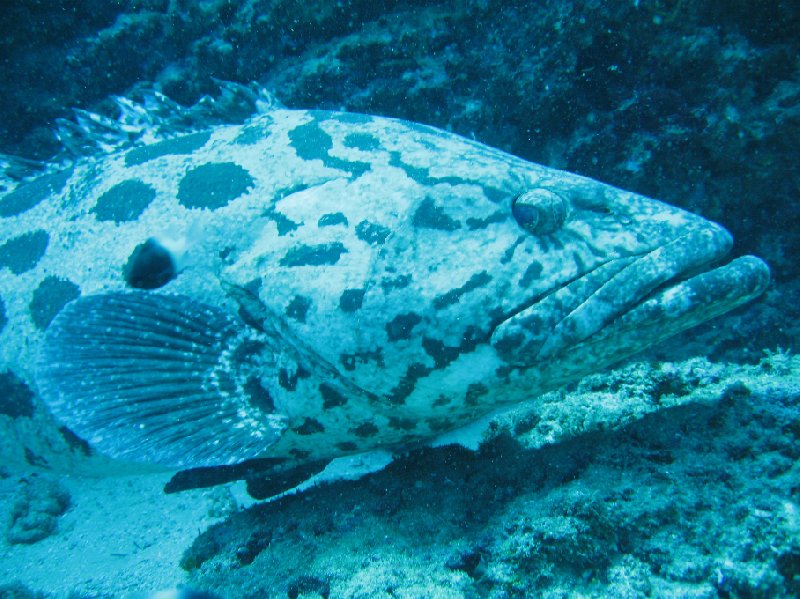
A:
[[0, 1, 798, 597]]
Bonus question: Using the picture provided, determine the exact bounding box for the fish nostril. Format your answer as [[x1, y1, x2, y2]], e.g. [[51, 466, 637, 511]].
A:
[[123, 238, 177, 289], [512, 189, 567, 235]]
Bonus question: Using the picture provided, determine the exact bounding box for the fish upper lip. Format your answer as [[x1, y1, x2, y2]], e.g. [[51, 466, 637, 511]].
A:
[[490, 224, 735, 363]]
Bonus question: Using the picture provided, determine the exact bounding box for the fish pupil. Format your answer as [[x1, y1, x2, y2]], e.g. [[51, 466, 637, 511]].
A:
[[512, 202, 541, 232]]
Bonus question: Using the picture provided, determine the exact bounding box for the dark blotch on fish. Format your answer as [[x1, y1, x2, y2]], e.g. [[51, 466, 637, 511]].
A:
[[467, 211, 507, 230], [343, 132, 380, 151], [294, 418, 325, 435], [413, 198, 461, 231], [388, 416, 417, 431], [29, 276, 81, 330], [278, 366, 310, 391], [388, 362, 432, 405], [339, 288, 365, 312], [0, 169, 72, 217], [280, 243, 347, 267], [288, 120, 370, 178], [423, 337, 461, 369], [519, 261, 544, 288], [355, 220, 391, 245], [351, 422, 379, 438], [264, 207, 300, 236], [0, 371, 35, 418], [243, 376, 275, 414], [433, 271, 492, 309], [178, 162, 254, 210], [92, 179, 156, 223], [318, 212, 349, 227], [381, 275, 411, 293], [125, 131, 212, 166], [319, 383, 347, 409], [285, 295, 312, 323], [386, 312, 422, 341], [427, 417, 455, 432], [339, 348, 384, 372], [0, 230, 49, 274], [465, 383, 489, 406]]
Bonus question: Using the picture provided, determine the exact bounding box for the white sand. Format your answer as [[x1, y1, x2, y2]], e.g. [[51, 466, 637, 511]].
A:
[[0, 471, 230, 597]]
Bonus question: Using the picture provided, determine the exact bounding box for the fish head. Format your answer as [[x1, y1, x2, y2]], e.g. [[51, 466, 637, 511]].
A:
[[224, 114, 769, 412], [486, 178, 769, 389]]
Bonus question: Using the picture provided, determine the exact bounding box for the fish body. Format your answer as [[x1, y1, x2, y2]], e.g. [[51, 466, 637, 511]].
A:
[[0, 107, 769, 482]]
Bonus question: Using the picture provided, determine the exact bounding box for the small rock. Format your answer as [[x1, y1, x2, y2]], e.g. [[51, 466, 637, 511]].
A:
[[445, 547, 482, 577], [5, 475, 71, 544]]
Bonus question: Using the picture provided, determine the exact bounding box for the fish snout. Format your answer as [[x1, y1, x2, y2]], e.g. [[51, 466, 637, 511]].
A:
[[489, 220, 749, 368]]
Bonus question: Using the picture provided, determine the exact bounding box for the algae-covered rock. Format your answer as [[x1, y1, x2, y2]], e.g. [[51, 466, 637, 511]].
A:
[[5, 475, 70, 544], [179, 356, 800, 597]]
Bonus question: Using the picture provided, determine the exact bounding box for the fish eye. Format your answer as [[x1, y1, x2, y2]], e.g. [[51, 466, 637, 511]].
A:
[[512, 189, 567, 235], [123, 238, 177, 289]]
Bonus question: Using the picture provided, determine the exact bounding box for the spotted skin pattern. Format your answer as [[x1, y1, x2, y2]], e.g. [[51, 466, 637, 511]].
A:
[[0, 109, 769, 476]]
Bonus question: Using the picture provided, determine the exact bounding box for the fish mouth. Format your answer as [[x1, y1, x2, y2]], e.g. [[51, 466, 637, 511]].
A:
[[491, 224, 770, 367]]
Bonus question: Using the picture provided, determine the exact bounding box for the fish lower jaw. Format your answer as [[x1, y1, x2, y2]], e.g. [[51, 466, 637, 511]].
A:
[[569, 255, 770, 362], [491, 226, 768, 369], [521, 255, 768, 382]]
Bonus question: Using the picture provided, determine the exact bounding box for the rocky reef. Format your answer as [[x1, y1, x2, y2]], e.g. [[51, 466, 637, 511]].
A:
[[180, 355, 800, 597]]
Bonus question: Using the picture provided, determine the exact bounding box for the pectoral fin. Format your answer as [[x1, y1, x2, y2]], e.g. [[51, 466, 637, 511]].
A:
[[36, 291, 286, 468]]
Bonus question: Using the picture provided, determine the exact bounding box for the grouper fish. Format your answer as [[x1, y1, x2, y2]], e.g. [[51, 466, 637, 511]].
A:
[[0, 94, 769, 492]]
